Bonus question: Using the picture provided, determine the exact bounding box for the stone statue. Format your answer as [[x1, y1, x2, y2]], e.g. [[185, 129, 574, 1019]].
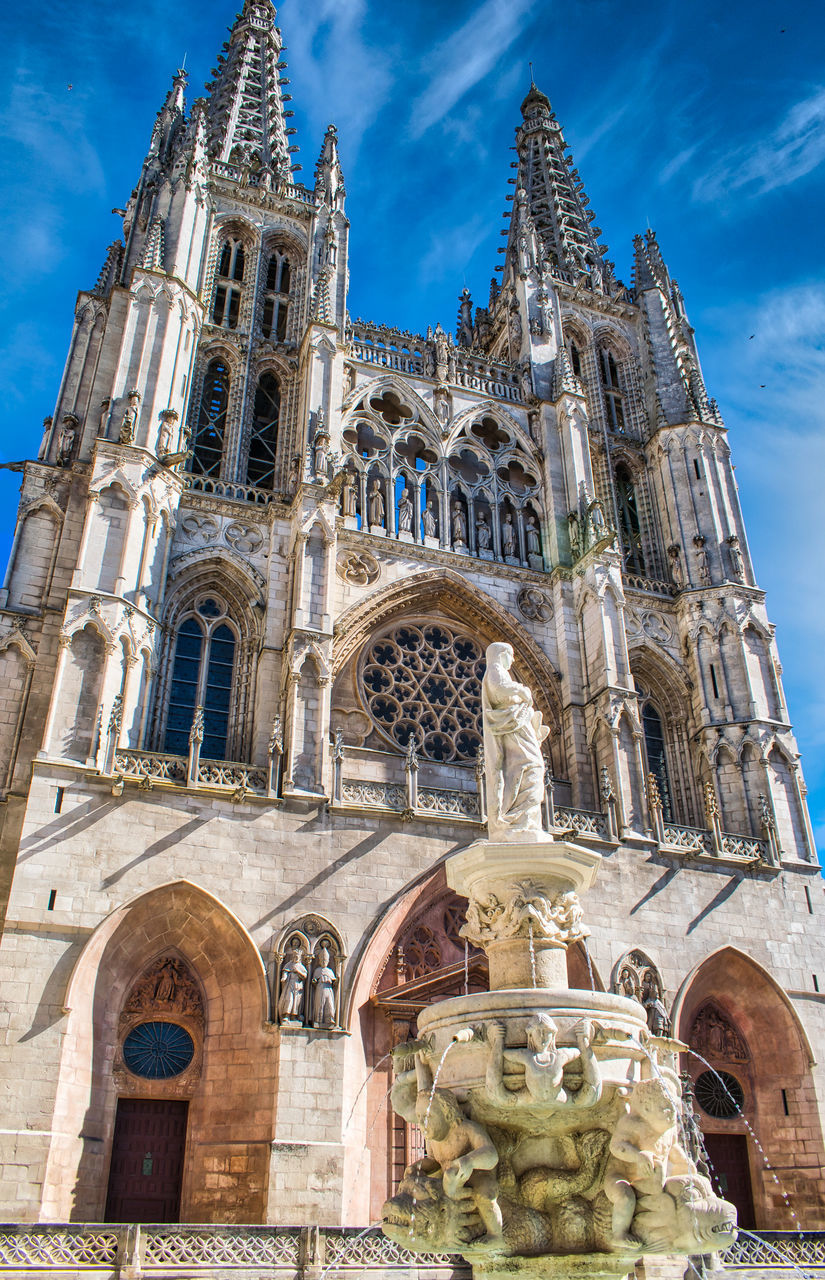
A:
[[476, 513, 492, 552], [153, 959, 178, 1002], [414, 1088, 504, 1249], [727, 535, 745, 583], [525, 514, 541, 558], [451, 502, 467, 546], [342, 471, 357, 518], [313, 426, 330, 479], [311, 943, 337, 1027], [501, 513, 516, 558], [56, 416, 77, 467], [120, 389, 141, 444], [485, 1016, 602, 1109], [397, 486, 414, 533], [694, 537, 710, 586], [587, 499, 610, 545], [422, 499, 438, 538], [482, 641, 549, 839], [668, 545, 684, 589], [368, 479, 385, 528], [278, 938, 308, 1022]]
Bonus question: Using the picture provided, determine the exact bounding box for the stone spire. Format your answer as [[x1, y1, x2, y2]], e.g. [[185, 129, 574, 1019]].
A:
[[314, 124, 346, 211], [204, 0, 297, 179], [508, 82, 608, 288], [146, 69, 188, 170]]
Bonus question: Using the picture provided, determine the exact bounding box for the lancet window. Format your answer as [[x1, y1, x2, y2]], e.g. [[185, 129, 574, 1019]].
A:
[[163, 597, 237, 759], [340, 391, 545, 567], [211, 239, 245, 330], [615, 464, 647, 575], [246, 372, 280, 489], [640, 698, 674, 822], [599, 348, 625, 432], [262, 251, 291, 342], [190, 359, 229, 478]]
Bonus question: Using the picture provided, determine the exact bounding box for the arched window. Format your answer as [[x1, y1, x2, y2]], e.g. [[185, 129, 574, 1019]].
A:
[[262, 251, 291, 342], [615, 464, 646, 575], [569, 339, 582, 379], [163, 599, 236, 759], [191, 359, 229, 477], [641, 700, 673, 822], [211, 239, 245, 329], [247, 372, 280, 489], [599, 348, 625, 431]]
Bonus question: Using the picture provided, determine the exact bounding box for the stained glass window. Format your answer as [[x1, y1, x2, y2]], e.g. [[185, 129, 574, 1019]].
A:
[[123, 1022, 194, 1079]]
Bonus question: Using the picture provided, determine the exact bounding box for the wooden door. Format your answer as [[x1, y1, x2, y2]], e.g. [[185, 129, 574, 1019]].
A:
[[105, 1099, 188, 1223], [703, 1132, 755, 1229]]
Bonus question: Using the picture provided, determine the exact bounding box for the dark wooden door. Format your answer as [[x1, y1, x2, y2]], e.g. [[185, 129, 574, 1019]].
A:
[[105, 1099, 188, 1223], [703, 1132, 755, 1228]]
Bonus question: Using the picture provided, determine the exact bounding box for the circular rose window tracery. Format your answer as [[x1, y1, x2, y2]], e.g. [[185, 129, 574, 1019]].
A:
[[360, 622, 485, 762]]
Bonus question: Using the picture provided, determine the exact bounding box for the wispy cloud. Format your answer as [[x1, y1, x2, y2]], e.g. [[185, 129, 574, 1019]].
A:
[[408, 0, 540, 139], [692, 86, 825, 201]]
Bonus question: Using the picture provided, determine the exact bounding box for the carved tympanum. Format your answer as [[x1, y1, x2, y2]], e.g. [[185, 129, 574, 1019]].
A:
[[122, 955, 204, 1020], [689, 1001, 748, 1063]]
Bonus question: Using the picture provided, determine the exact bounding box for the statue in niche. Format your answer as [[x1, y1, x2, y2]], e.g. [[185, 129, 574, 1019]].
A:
[[311, 942, 337, 1027], [482, 641, 549, 838], [414, 1087, 504, 1249], [727, 535, 745, 583], [120, 390, 141, 444], [485, 1015, 602, 1109], [641, 972, 671, 1037], [341, 471, 357, 518], [422, 499, 438, 539], [451, 502, 467, 546], [476, 513, 492, 552], [525, 514, 541, 558], [693, 536, 711, 586], [587, 499, 610, 545], [568, 511, 581, 560], [153, 958, 179, 1002], [313, 421, 330, 479], [278, 937, 308, 1022], [397, 486, 414, 533], [501, 513, 516, 558], [668, 545, 684, 589], [56, 416, 78, 467], [368, 478, 385, 527]]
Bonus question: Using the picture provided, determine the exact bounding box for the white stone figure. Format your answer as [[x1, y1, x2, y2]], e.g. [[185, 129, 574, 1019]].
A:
[[368, 479, 385, 528], [342, 471, 357, 518], [314, 429, 329, 479], [694, 537, 711, 586], [311, 943, 337, 1027], [451, 501, 467, 546], [728, 535, 745, 583], [397, 486, 413, 533], [502, 513, 517, 558], [482, 641, 549, 839], [278, 938, 308, 1021], [485, 1016, 602, 1109], [525, 514, 541, 557], [476, 513, 492, 552], [422, 499, 438, 538]]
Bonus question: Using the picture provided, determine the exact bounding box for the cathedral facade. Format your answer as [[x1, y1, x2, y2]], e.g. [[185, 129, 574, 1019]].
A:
[[0, 0, 821, 1237]]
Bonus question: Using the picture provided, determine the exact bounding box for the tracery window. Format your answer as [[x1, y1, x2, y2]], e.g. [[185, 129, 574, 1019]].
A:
[[568, 339, 582, 379], [246, 372, 280, 488], [262, 251, 291, 342], [163, 597, 236, 758], [599, 348, 625, 432], [615, 464, 647, 575], [640, 697, 674, 822], [211, 239, 245, 329], [359, 622, 484, 762], [190, 359, 229, 477]]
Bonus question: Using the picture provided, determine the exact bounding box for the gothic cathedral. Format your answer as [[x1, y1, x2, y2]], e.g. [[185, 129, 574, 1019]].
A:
[[0, 0, 821, 1241]]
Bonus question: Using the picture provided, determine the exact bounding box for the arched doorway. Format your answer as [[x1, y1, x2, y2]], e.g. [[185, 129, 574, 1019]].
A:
[[675, 947, 825, 1230]]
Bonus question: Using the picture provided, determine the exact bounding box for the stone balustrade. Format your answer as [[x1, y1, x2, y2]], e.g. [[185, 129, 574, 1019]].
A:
[[347, 321, 523, 402], [0, 1224, 815, 1279], [184, 474, 274, 505]]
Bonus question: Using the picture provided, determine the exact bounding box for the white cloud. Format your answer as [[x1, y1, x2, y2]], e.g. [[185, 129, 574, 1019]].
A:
[[408, 0, 540, 139], [692, 85, 825, 201]]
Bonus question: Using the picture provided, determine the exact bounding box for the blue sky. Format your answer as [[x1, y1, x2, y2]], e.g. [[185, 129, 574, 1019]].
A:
[[0, 0, 823, 856]]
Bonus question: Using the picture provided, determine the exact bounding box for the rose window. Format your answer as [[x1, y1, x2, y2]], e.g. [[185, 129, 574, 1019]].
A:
[[694, 1069, 744, 1119], [122, 1021, 194, 1079], [360, 623, 484, 762]]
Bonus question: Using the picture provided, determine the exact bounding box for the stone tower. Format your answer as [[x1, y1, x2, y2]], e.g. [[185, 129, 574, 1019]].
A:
[[0, 0, 820, 1243]]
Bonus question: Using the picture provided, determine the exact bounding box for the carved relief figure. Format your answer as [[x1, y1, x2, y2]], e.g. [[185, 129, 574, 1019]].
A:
[[56, 416, 77, 467], [603, 1076, 685, 1242], [482, 641, 549, 838], [414, 1088, 504, 1248], [341, 470, 357, 518], [502, 513, 516, 558], [525, 515, 541, 558], [311, 942, 337, 1027], [368, 479, 385, 528], [153, 959, 178, 1002], [727, 535, 745, 583], [313, 426, 330, 479], [485, 1015, 602, 1109], [693, 536, 710, 586], [278, 937, 308, 1022], [451, 502, 467, 546], [422, 500, 438, 538], [397, 486, 414, 533], [476, 513, 492, 551], [668, 545, 684, 589], [120, 390, 141, 444]]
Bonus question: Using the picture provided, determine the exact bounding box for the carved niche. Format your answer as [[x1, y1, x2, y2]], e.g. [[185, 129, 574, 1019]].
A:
[[689, 1001, 749, 1064], [115, 953, 205, 1093], [274, 916, 345, 1032], [612, 949, 671, 1036]]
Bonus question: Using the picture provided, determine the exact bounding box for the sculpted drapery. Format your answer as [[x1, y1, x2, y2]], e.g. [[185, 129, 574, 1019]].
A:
[[482, 641, 549, 840]]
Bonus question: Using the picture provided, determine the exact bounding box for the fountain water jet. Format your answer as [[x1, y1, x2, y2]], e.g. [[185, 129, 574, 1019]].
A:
[[382, 641, 737, 1280]]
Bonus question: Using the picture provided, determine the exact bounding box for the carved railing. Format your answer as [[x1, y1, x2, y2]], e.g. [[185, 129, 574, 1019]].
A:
[[210, 163, 315, 205], [197, 761, 268, 793], [114, 750, 187, 785], [720, 831, 765, 860], [0, 1224, 467, 1276], [346, 321, 522, 402], [185, 474, 274, 505], [453, 351, 522, 402], [416, 787, 481, 820], [114, 750, 269, 797], [624, 573, 675, 597], [661, 822, 714, 854], [661, 821, 766, 862], [554, 806, 610, 841], [720, 1230, 825, 1268]]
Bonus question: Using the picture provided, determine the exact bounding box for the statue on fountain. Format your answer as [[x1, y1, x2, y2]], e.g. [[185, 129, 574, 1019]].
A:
[[382, 634, 738, 1278]]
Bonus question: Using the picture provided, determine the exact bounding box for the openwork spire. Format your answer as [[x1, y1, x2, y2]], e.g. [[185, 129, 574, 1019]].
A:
[[204, 0, 297, 179], [314, 124, 346, 210], [510, 82, 608, 288]]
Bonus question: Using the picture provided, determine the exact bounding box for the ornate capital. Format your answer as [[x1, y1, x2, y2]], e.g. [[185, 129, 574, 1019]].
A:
[[460, 879, 587, 950]]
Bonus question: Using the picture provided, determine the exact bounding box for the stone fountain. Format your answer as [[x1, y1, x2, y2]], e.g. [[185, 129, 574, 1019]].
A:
[[382, 641, 737, 1280]]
